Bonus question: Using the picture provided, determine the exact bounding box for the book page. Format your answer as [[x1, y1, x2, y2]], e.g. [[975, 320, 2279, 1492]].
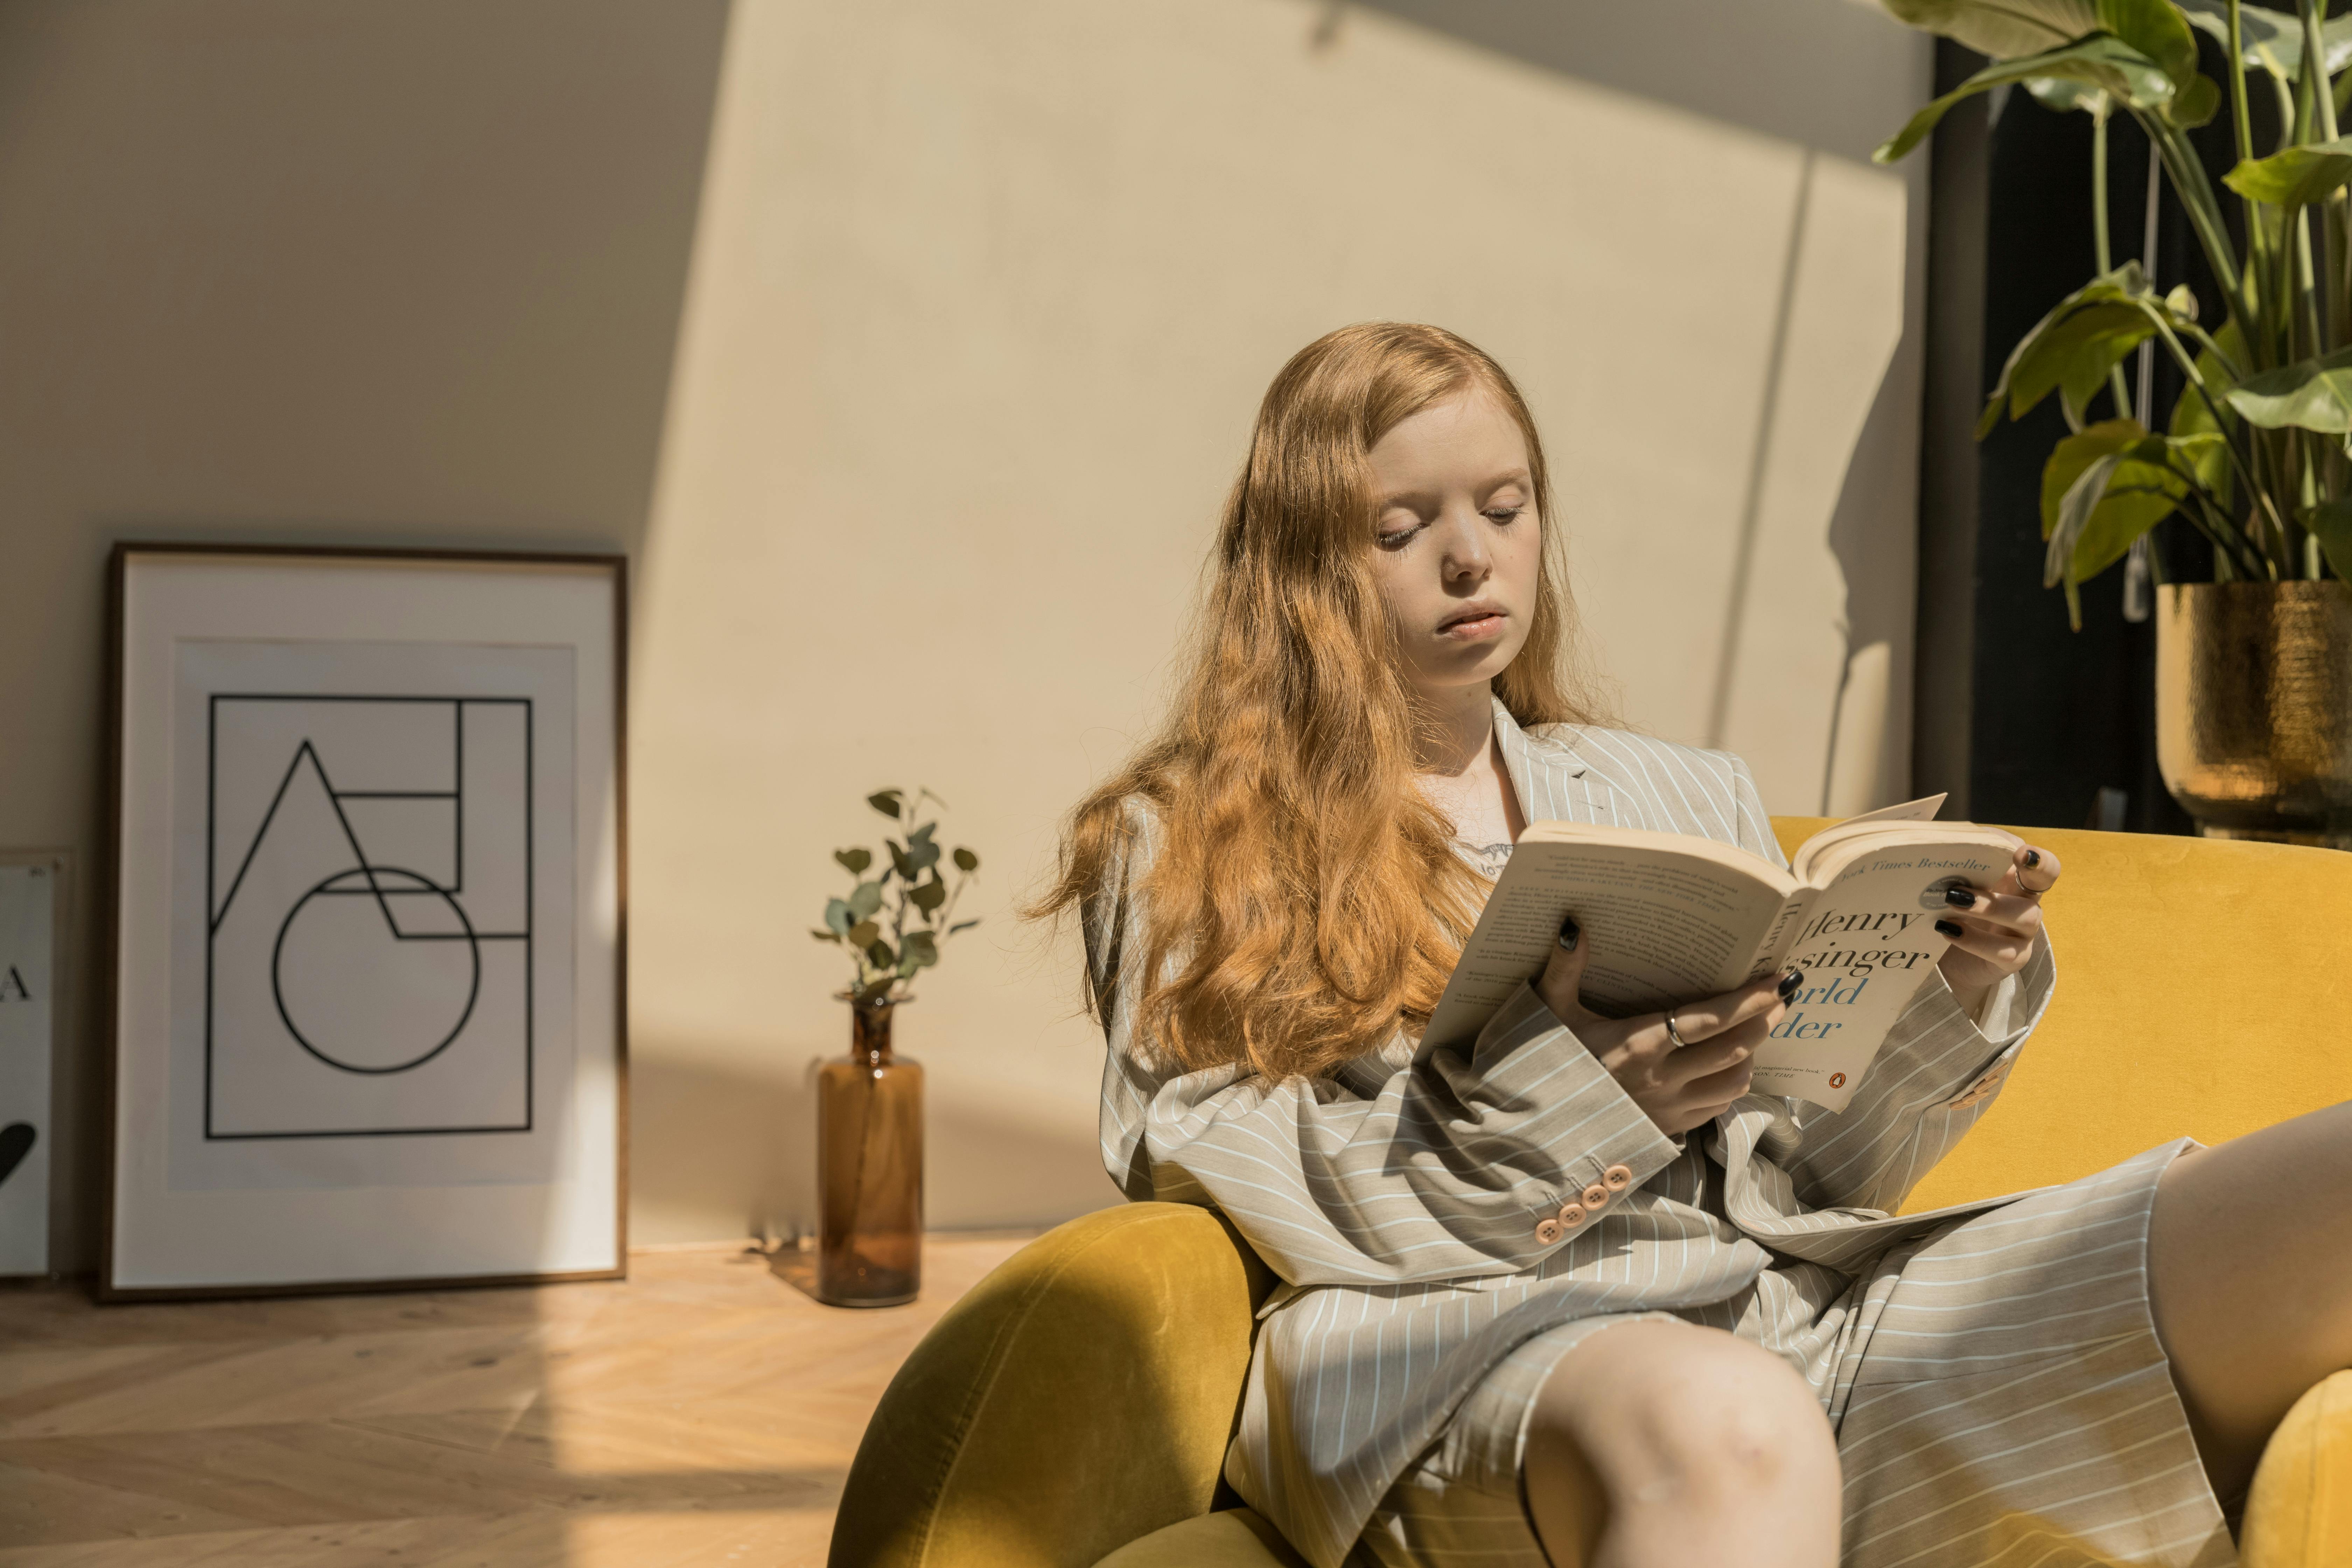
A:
[[1751, 829, 2019, 1111], [1420, 828, 1793, 1054]]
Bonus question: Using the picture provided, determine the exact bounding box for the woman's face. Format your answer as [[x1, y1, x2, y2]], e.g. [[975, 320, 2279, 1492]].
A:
[[1364, 386, 1541, 702]]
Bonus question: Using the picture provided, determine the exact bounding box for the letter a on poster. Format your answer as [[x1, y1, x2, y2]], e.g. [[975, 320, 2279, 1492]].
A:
[[0, 857, 61, 1277]]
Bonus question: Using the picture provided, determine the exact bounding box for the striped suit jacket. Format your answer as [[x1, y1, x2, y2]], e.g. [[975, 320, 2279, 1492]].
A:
[[1087, 698, 2058, 1567]]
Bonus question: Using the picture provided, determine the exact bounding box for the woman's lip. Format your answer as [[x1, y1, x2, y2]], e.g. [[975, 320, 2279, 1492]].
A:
[[1439, 613, 1506, 639]]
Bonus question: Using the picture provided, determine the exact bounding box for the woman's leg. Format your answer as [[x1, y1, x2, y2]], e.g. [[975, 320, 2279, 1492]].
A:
[[2150, 1101, 2352, 1504], [1522, 1320, 1840, 1568]]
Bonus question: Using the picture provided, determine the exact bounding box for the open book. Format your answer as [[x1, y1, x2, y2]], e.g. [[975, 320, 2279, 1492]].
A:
[[1420, 797, 2022, 1112]]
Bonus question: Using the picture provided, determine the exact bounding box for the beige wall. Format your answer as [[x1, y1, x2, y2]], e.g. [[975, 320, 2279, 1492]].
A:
[[0, 0, 1930, 1267], [629, 0, 1932, 1243]]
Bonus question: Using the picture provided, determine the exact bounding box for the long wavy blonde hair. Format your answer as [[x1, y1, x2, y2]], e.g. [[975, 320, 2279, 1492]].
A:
[[1026, 322, 1606, 1082]]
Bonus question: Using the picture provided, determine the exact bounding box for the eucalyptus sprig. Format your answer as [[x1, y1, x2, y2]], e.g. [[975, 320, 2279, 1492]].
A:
[[810, 787, 982, 1006], [1877, 0, 2352, 626]]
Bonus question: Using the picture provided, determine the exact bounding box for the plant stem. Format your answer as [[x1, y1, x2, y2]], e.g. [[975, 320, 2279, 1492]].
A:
[[2094, 109, 2137, 419], [2231, 0, 2256, 165], [2132, 301, 2282, 574], [2149, 117, 2253, 330]]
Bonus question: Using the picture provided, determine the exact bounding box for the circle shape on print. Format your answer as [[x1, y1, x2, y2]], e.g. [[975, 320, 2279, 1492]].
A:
[[271, 867, 482, 1075]]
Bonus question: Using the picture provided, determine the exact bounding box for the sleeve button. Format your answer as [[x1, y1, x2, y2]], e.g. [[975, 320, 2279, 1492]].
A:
[[1556, 1203, 1586, 1227], [1534, 1218, 1564, 1244], [1602, 1164, 1635, 1190], [1580, 1183, 1609, 1209]]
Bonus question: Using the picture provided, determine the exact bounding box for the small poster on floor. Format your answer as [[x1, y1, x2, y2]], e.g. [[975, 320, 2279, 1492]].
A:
[[0, 855, 63, 1278]]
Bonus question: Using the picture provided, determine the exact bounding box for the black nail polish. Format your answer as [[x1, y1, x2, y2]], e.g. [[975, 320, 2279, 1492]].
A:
[[1776, 967, 1803, 1002], [1934, 918, 1963, 938], [1558, 914, 1580, 952], [1943, 885, 1977, 909], [2023, 849, 2041, 868]]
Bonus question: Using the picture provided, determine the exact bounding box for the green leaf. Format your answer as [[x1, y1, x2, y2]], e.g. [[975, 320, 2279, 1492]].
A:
[[908, 877, 947, 914], [887, 840, 915, 881], [867, 789, 903, 819], [2023, 76, 2108, 115], [2040, 420, 2202, 628], [833, 847, 872, 875], [2225, 136, 2352, 208], [2303, 496, 2352, 581], [2224, 347, 2352, 433], [948, 918, 980, 934], [908, 821, 937, 847], [1878, 0, 2095, 60], [952, 847, 979, 872], [866, 939, 895, 968], [824, 898, 854, 937], [901, 930, 939, 969], [848, 879, 884, 920], [2095, 0, 2198, 88], [848, 919, 880, 948], [1875, 35, 2175, 164], [2163, 71, 2219, 129], [1978, 264, 2157, 435], [905, 837, 941, 875], [2178, 0, 2352, 78], [810, 927, 841, 943]]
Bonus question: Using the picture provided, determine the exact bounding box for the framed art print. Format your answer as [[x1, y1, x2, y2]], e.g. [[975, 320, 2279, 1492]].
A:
[[104, 545, 626, 1299]]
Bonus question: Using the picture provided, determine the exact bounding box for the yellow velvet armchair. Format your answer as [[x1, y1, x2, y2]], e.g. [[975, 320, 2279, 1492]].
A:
[[830, 824, 2352, 1568]]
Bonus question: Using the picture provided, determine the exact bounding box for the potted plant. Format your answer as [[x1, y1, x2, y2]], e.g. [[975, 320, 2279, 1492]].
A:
[[1877, 0, 2352, 845], [805, 787, 981, 1306]]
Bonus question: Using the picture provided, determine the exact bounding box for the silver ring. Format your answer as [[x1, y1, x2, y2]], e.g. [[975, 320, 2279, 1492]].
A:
[[1663, 1008, 1690, 1049]]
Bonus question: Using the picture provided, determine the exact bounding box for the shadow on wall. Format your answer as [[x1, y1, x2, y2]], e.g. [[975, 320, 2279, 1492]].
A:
[[631, 1048, 1115, 1245], [0, 0, 732, 1274], [1346, 0, 1919, 163]]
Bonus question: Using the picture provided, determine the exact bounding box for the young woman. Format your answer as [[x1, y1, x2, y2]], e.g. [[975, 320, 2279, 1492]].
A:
[[1032, 322, 2351, 1568]]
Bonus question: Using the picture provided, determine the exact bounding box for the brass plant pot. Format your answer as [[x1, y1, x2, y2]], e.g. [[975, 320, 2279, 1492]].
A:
[[2155, 581, 2352, 848]]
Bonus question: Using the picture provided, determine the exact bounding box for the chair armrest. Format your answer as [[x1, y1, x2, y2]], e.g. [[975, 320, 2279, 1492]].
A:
[[2242, 1369, 2352, 1568], [829, 1201, 1274, 1568]]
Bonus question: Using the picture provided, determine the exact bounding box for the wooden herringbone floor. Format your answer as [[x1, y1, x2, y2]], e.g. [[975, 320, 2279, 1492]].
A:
[[0, 1237, 1033, 1566]]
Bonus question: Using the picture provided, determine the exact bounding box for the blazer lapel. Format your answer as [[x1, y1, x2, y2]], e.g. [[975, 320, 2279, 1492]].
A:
[[1490, 695, 1598, 830]]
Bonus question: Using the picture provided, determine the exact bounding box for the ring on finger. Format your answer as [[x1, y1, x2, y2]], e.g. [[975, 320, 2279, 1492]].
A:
[[1664, 1008, 1691, 1049]]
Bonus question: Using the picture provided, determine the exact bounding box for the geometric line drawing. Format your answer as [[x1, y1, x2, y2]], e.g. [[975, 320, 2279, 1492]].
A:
[[204, 694, 533, 1141]]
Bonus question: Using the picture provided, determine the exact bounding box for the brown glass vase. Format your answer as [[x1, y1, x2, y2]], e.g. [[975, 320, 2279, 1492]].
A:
[[817, 990, 923, 1307]]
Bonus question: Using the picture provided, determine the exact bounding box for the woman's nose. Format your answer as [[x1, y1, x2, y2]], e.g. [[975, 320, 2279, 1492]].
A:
[[1437, 507, 1491, 580]]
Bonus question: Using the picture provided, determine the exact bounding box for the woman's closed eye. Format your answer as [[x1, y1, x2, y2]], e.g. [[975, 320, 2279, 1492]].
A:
[[1376, 506, 1524, 550]]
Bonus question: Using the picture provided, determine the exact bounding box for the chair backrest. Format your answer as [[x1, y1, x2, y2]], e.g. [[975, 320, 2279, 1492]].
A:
[[1771, 820, 2352, 1211], [829, 1200, 1274, 1568]]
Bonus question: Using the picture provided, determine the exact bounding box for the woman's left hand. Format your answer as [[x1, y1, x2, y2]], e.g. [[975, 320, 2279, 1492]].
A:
[[1935, 843, 2060, 995]]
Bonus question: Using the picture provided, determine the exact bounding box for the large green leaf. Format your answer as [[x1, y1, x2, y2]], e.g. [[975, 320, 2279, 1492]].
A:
[[2096, 0, 2200, 87], [833, 846, 872, 875], [2225, 136, 2352, 207], [908, 876, 947, 914], [2041, 420, 2212, 627], [824, 898, 855, 937], [1979, 264, 2158, 434], [2224, 346, 2352, 432], [2178, 0, 2352, 77], [2164, 71, 2220, 128], [2303, 496, 2352, 581], [1879, 0, 2095, 58], [1876, 35, 2176, 163], [848, 879, 884, 920]]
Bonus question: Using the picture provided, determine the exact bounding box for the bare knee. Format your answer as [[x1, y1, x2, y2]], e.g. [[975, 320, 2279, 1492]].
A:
[[1525, 1323, 1839, 1565]]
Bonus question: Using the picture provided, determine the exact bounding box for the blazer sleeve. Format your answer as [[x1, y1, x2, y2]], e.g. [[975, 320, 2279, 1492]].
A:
[[1725, 752, 1790, 871], [1777, 933, 2057, 1215], [1091, 799, 1684, 1287]]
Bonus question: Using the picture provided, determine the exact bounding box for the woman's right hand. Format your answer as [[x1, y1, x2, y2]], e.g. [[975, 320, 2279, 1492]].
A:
[[1533, 915, 1799, 1136]]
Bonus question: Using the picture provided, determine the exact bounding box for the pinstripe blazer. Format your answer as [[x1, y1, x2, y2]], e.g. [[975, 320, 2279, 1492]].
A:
[[1086, 697, 2058, 1567]]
